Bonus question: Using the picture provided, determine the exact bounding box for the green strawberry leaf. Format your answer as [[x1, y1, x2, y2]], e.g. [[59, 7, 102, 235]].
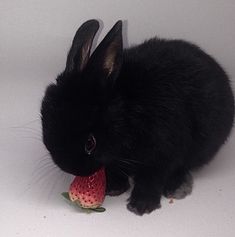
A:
[[75, 201, 106, 213], [91, 207, 106, 212], [61, 192, 106, 213], [61, 192, 71, 201], [81, 208, 93, 214]]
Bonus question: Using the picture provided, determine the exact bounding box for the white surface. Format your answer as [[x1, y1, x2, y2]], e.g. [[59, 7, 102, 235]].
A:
[[0, 1, 235, 236]]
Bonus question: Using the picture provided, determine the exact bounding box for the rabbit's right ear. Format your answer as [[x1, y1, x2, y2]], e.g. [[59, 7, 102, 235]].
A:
[[65, 19, 99, 73]]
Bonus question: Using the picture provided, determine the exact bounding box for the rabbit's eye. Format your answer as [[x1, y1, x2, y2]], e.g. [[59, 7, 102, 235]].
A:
[[85, 134, 96, 155]]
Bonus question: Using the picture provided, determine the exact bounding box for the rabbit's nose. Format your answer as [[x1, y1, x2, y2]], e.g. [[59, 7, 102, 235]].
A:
[[85, 134, 96, 155]]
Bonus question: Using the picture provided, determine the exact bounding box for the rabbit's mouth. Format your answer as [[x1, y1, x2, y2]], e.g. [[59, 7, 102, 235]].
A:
[[53, 155, 102, 176]]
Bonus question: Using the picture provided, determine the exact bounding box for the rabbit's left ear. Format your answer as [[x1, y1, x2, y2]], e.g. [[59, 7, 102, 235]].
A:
[[85, 21, 123, 88], [65, 19, 99, 73]]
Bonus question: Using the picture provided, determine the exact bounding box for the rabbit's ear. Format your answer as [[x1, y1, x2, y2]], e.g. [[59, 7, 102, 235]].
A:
[[65, 19, 99, 73], [85, 21, 123, 87]]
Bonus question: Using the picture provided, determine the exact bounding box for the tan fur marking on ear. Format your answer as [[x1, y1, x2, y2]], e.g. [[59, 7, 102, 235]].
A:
[[80, 41, 91, 71], [103, 41, 118, 76]]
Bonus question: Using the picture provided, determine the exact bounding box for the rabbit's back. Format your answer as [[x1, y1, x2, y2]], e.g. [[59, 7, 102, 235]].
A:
[[115, 38, 234, 169]]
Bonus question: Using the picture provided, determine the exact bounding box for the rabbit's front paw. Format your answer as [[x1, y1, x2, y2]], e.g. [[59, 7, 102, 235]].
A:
[[127, 193, 161, 215], [106, 176, 130, 196], [106, 182, 130, 196]]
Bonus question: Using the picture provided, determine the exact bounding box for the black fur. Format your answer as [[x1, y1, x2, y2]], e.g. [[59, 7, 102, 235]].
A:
[[41, 20, 234, 215]]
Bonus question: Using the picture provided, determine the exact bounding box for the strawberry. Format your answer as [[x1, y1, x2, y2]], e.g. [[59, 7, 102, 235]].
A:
[[62, 167, 106, 212]]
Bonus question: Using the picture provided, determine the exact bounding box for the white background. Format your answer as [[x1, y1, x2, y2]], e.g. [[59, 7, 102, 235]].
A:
[[1, 1, 235, 236]]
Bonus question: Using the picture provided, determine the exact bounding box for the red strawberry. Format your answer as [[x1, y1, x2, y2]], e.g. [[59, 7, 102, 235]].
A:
[[62, 167, 106, 212]]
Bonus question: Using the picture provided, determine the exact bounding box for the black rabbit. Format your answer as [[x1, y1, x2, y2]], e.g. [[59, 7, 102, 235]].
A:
[[41, 20, 234, 215]]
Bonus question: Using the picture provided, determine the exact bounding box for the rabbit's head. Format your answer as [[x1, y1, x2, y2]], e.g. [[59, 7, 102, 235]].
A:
[[41, 20, 123, 176]]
